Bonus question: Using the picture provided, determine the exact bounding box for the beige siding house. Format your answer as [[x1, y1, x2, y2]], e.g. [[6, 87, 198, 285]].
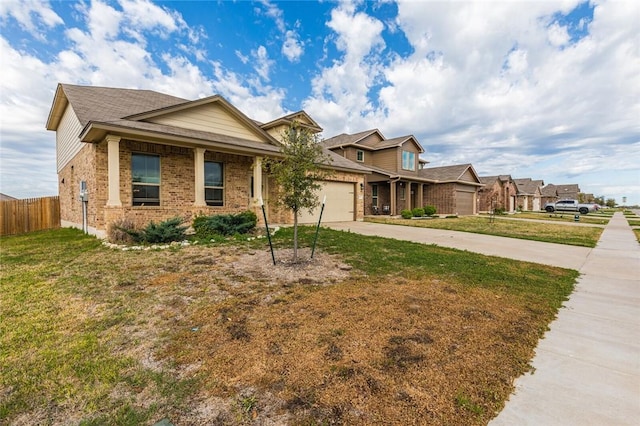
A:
[[46, 83, 368, 237], [322, 130, 482, 216]]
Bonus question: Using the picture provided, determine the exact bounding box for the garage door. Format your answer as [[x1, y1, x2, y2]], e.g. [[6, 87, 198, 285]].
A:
[[298, 181, 355, 223], [456, 191, 475, 215]]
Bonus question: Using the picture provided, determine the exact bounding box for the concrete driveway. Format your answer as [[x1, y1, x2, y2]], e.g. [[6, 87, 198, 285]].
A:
[[326, 221, 592, 270], [327, 213, 640, 425]]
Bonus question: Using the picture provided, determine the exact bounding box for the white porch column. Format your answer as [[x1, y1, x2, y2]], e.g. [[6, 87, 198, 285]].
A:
[[106, 135, 122, 207], [194, 147, 206, 206], [418, 183, 424, 208], [253, 156, 263, 204]]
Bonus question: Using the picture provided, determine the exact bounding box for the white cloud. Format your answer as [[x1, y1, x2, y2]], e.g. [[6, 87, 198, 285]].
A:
[[0, 0, 63, 35], [256, 0, 305, 62], [547, 22, 571, 47], [252, 45, 273, 81], [303, 1, 385, 133], [282, 29, 303, 62]]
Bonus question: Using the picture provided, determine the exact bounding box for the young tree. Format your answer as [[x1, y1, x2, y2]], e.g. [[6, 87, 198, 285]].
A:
[[266, 122, 332, 262]]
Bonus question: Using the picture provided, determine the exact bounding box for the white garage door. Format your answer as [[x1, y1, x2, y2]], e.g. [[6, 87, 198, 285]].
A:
[[298, 181, 355, 224]]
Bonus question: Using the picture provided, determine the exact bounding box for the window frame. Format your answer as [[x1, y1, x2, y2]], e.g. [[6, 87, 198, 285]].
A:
[[372, 183, 378, 207], [131, 153, 160, 206], [356, 149, 365, 162], [401, 150, 416, 171], [204, 161, 224, 207]]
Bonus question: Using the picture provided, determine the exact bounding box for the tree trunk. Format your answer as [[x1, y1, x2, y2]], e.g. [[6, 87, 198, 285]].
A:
[[293, 209, 298, 262]]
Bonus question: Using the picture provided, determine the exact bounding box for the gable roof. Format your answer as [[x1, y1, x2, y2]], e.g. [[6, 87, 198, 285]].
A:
[[418, 164, 482, 184], [46, 84, 187, 130], [0, 193, 17, 201], [46, 83, 370, 174], [478, 175, 513, 185], [321, 129, 425, 153], [514, 178, 544, 195], [259, 111, 323, 133], [321, 129, 385, 150]]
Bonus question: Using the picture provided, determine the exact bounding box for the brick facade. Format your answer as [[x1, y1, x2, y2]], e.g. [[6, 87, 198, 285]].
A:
[[423, 183, 457, 215], [60, 138, 364, 236]]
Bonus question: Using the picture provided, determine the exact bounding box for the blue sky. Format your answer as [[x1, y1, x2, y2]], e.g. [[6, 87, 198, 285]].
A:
[[1, 0, 638, 205]]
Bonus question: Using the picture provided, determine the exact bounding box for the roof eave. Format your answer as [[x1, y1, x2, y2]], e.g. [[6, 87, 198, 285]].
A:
[[45, 84, 68, 131], [79, 122, 284, 158]]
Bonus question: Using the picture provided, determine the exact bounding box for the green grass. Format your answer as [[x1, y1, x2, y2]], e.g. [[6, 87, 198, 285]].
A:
[[366, 216, 603, 247], [507, 211, 611, 225], [0, 229, 193, 424], [1, 227, 579, 424], [278, 226, 577, 309]]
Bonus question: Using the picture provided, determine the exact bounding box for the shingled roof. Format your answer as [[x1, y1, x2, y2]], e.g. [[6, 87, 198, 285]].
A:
[[513, 178, 544, 195], [46, 83, 370, 174], [321, 129, 424, 153], [46, 84, 188, 130], [418, 164, 481, 184]]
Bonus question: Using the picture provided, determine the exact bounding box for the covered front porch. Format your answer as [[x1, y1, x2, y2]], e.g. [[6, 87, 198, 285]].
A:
[[365, 173, 433, 216]]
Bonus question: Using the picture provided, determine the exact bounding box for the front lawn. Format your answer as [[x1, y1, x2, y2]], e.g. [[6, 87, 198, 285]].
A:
[[367, 215, 603, 247], [1, 227, 578, 425]]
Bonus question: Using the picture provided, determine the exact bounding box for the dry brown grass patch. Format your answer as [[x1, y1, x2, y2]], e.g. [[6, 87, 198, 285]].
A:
[[165, 276, 539, 425]]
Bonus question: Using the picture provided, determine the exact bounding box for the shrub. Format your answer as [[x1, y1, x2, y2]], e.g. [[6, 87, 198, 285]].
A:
[[124, 217, 188, 244], [423, 205, 437, 217], [193, 210, 258, 238], [494, 207, 505, 215], [401, 209, 413, 219], [107, 217, 136, 244], [412, 207, 425, 217]]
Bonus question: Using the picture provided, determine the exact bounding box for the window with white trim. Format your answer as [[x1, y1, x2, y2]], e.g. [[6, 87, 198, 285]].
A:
[[402, 150, 416, 171], [132, 153, 160, 206], [356, 149, 364, 162], [205, 161, 224, 206]]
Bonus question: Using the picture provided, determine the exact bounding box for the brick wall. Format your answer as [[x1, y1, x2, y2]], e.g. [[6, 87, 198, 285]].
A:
[[264, 171, 365, 224], [58, 143, 97, 228], [60, 137, 367, 234], [423, 183, 457, 215], [478, 181, 500, 212]]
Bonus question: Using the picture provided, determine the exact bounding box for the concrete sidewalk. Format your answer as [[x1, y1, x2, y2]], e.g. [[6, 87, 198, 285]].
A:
[[327, 213, 640, 424], [490, 212, 640, 425]]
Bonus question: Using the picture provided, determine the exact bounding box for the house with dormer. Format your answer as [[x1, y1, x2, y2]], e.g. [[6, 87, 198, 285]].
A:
[[46, 84, 369, 237], [321, 130, 482, 216]]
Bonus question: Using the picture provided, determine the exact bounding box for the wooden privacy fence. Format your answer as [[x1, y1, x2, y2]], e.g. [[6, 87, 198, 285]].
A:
[[0, 196, 61, 236]]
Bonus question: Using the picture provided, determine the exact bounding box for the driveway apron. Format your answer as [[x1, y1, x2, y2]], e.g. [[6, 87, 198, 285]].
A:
[[327, 213, 640, 425]]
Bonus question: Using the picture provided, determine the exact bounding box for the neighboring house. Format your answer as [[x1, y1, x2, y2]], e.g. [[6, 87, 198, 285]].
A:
[[418, 164, 483, 216], [0, 193, 17, 201], [477, 175, 517, 213], [514, 178, 544, 211], [540, 183, 581, 206], [46, 83, 369, 237], [322, 130, 482, 216]]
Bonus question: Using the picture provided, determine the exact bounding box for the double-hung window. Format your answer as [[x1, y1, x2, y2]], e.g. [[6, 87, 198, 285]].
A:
[[356, 150, 364, 162], [132, 153, 160, 206], [372, 184, 378, 207], [205, 161, 224, 206], [402, 150, 416, 171]]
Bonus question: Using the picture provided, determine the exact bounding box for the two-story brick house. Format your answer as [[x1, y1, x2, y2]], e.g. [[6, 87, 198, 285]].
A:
[[322, 130, 482, 216], [46, 83, 369, 237]]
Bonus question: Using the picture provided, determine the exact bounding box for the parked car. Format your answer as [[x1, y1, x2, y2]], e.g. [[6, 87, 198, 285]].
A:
[[544, 199, 599, 215]]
